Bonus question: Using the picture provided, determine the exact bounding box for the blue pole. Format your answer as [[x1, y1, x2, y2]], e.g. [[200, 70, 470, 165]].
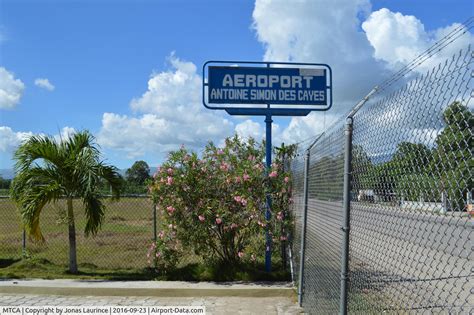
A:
[[265, 113, 272, 272]]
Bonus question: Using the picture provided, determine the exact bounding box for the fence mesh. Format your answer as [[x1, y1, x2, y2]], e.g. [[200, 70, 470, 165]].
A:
[[0, 196, 159, 270], [348, 46, 473, 313], [289, 148, 306, 285], [290, 45, 473, 314], [304, 124, 345, 313]]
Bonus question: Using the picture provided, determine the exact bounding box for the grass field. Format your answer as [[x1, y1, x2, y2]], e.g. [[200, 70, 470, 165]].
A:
[[0, 197, 290, 281], [0, 197, 156, 270]]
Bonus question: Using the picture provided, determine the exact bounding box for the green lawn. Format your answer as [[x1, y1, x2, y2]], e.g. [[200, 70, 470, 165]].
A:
[[0, 197, 156, 269], [0, 197, 290, 281]]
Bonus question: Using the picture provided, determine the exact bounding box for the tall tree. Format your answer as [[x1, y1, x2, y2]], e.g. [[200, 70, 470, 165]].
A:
[[10, 131, 122, 273], [126, 160, 150, 186], [391, 142, 436, 202], [430, 102, 473, 210]]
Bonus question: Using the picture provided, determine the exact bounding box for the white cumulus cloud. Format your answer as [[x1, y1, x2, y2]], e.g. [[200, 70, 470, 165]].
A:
[[53, 126, 76, 143], [98, 54, 234, 159], [0, 67, 25, 109], [362, 8, 474, 70], [234, 119, 280, 142], [235, 119, 264, 140], [251, 0, 473, 145], [0, 126, 33, 152], [0, 126, 78, 168], [34, 78, 55, 91], [252, 0, 386, 144]]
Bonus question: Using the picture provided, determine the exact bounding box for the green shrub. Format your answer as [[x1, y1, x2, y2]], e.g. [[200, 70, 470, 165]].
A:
[[148, 136, 293, 272]]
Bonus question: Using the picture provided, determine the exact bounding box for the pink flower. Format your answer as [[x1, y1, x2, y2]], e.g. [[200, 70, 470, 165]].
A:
[[166, 176, 173, 185], [280, 235, 288, 241], [238, 251, 244, 258], [235, 176, 241, 183], [241, 198, 247, 206], [166, 206, 175, 214], [234, 196, 242, 203], [220, 162, 230, 171], [269, 171, 278, 178], [158, 231, 165, 239], [284, 176, 289, 183], [248, 155, 255, 161], [156, 252, 162, 258], [230, 223, 238, 229], [198, 215, 205, 222], [243, 173, 250, 181], [216, 218, 222, 225], [217, 149, 224, 155], [167, 168, 174, 175], [277, 211, 284, 221]]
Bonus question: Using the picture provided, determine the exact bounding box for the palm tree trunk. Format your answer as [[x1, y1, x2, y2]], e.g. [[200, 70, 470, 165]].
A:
[[67, 197, 78, 273]]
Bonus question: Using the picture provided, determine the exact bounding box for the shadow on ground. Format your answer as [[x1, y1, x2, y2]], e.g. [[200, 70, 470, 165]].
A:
[[0, 257, 291, 282]]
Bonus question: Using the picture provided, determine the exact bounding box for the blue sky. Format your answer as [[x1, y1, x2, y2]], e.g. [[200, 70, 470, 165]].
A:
[[0, 0, 473, 171]]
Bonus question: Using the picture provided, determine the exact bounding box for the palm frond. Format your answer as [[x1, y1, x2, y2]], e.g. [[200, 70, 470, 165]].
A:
[[83, 193, 105, 236], [13, 135, 63, 174], [96, 163, 123, 199], [11, 129, 123, 242], [63, 131, 100, 159], [14, 172, 63, 241]]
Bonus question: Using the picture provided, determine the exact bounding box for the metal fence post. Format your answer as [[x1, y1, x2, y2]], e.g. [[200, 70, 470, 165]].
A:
[[340, 117, 353, 315], [298, 148, 310, 307], [22, 229, 26, 257]]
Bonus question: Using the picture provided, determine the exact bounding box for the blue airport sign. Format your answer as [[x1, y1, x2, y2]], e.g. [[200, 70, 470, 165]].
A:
[[203, 61, 332, 116], [202, 60, 333, 272]]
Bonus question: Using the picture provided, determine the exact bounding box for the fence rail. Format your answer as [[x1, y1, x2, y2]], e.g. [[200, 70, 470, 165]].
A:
[[290, 45, 473, 314]]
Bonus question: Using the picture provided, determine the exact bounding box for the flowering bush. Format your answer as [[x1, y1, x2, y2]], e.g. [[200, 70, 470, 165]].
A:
[[148, 135, 293, 271], [146, 225, 180, 272]]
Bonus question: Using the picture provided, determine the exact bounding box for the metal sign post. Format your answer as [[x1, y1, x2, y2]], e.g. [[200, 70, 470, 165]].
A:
[[203, 61, 332, 272], [265, 112, 272, 272]]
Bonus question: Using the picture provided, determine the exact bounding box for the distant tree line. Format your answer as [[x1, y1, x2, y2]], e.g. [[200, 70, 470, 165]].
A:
[[98, 160, 151, 195], [0, 176, 12, 191], [352, 102, 472, 211]]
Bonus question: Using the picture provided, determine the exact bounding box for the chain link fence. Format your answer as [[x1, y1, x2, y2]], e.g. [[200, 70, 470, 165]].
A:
[[290, 45, 472, 314], [0, 195, 165, 270]]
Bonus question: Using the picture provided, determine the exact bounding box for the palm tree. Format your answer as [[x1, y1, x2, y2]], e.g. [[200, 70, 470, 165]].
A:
[[10, 130, 122, 273]]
